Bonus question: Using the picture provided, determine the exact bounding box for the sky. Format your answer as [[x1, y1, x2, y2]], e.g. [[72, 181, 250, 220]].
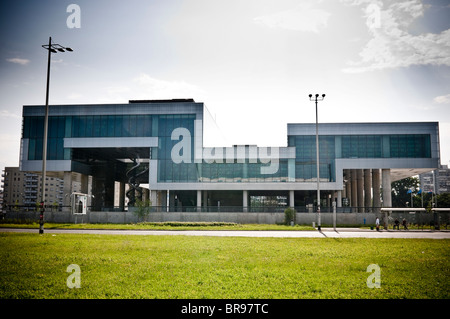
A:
[[0, 0, 449, 173]]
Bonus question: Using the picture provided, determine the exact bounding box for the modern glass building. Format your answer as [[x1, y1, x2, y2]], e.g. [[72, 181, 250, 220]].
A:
[[20, 99, 440, 212]]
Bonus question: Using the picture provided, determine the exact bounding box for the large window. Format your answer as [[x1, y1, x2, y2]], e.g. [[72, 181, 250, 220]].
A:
[[289, 135, 335, 182], [23, 116, 65, 160], [156, 114, 198, 182], [341, 135, 382, 158], [288, 134, 432, 160], [157, 159, 291, 184], [287, 133, 432, 182], [22, 114, 194, 161], [70, 114, 154, 138], [390, 134, 431, 158]]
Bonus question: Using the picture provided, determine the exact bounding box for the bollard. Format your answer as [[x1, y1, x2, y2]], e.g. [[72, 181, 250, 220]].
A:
[[39, 201, 44, 234]]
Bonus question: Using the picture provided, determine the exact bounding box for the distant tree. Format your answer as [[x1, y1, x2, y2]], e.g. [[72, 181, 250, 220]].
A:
[[436, 193, 450, 207], [420, 191, 434, 210], [391, 177, 420, 207]]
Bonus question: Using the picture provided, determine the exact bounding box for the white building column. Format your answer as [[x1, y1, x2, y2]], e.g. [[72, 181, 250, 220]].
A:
[[337, 190, 342, 208], [382, 169, 392, 207], [243, 190, 248, 212], [289, 190, 294, 208], [197, 190, 202, 212], [149, 190, 157, 207], [372, 169, 381, 213]]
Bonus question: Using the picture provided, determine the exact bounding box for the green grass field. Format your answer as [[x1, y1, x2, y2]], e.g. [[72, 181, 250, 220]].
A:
[[0, 231, 448, 299], [0, 221, 315, 231]]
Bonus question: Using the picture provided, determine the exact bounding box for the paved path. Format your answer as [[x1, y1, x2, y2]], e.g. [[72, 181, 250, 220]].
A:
[[1, 227, 449, 239]]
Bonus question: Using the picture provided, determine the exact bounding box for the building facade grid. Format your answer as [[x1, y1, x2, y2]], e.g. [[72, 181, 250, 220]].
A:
[[17, 100, 440, 212]]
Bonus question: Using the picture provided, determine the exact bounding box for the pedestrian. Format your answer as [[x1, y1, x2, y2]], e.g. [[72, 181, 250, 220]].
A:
[[402, 218, 408, 230], [375, 217, 380, 231], [394, 218, 400, 230]]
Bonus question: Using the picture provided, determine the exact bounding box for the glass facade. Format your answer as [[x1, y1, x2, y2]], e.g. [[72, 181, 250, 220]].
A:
[[288, 134, 432, 182], [157, 114, 198, 182], [22, 111, 433, 185], [23, 116, 67, 161], [22, 114, 192, 162], [71, 114, 154, 138], [157, 114, 290, 183], [197, 160, 289, 183], [289, 135, 335, 182], [388, 134, 431, 158]]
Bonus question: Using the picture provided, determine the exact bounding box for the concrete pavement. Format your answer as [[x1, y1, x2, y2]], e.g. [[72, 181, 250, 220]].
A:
[[1, 227, 449, 239]]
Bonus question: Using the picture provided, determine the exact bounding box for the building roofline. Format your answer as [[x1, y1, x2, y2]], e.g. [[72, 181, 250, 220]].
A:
[[129, 99, 196, 103], [287, 121, 439, 126]]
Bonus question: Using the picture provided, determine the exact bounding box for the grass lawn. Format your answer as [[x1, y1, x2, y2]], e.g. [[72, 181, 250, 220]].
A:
[[0, 232, 448, 299], [0, 221, 315, 231]]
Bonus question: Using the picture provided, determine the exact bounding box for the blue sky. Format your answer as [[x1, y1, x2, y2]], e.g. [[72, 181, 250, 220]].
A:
[[1, 0, 449, 172]]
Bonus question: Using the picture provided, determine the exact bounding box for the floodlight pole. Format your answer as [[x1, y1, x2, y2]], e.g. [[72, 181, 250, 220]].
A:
[[309, 94, 325, 231], [40, 37, 73, 234]]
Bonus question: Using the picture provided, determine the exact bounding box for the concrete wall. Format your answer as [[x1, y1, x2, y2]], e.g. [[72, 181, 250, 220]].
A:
[[144, 212, 284, 224], [5, 210, 442, 226]]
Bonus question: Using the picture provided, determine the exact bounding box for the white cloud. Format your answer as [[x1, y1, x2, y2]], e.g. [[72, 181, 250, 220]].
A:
[[133, 74, 206, 100], [106, 86, 130, 95], [433, 94, 450, 104], [253, 4, 331, 33], [342, 0, 450, 73], [0, 110, 20, 119], [94, 75, 206, 103], [0, 133, 20, 169], [67, 93, 83, 100], [6, 58, 30, 65], [97, 86, 131, 103]]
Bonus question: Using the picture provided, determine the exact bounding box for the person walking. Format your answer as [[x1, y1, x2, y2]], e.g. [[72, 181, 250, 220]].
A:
[[375, 217, 380, 231], [402, 218, 408, 230]]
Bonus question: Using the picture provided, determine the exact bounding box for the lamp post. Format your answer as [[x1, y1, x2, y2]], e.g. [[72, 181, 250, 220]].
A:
[[309, 94, 325, 231], [40, 37, 73, 234]]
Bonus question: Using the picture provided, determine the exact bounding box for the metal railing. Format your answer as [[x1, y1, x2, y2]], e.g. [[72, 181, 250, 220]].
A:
[[2, 204, 449, 229], [2, 204, 449, 215]]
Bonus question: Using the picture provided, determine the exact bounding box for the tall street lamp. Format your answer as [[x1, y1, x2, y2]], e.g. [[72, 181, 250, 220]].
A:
[[309, 93, 325, 231], [40, 37, 73, 234]]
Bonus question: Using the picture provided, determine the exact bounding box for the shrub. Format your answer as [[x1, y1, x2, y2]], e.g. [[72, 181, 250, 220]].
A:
[[133, 199, 152, 222], [284, 207, 296, 225]]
